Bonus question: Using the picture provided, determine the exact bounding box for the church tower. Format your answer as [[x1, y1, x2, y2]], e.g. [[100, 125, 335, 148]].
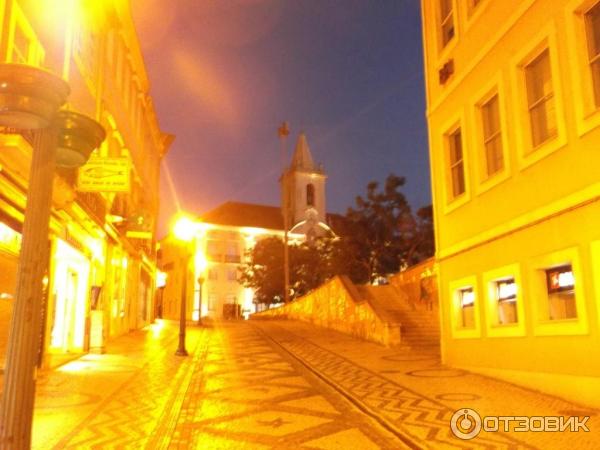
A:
[[281, 133, 327, 237]]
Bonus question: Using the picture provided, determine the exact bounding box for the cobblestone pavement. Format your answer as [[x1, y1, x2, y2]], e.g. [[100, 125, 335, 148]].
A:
[[29, 319, 599, 449]]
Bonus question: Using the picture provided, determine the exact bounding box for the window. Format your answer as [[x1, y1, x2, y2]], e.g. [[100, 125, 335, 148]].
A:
[[207, 293, 216, 311], [459, 287, 475, 328], [226, 268, 237, 282], [208, 268, 218, 281], [585, 2, 600, 108], [480, 94, 503, 177], [449, 276, 480, 338], [225, 241, 240, 263], [306, 184, 315, 207], [439, 0, 455, 47], [525, 49, 557, 148], [12, 25, 29, 64], [546, 265, 577, 320], [483, 265, 525, 337], [206, 240, 221, 261], [448, 128, 465, 198], [495, 278, 518, 324]]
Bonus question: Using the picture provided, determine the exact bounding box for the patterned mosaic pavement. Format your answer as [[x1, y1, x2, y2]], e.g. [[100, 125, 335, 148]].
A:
[[27, 319, 600, 449]]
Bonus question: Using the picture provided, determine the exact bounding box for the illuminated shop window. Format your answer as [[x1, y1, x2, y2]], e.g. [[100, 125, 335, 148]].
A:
[[546, 265, 577, 320], [495, 278, 518, 324], [459, 287, 475, 328], [525, 49, 557, 148], [448, 128, 465, 198], [585, 2, 600, 108], [439, 0, 455, 47], [480, 94, 503, 177]]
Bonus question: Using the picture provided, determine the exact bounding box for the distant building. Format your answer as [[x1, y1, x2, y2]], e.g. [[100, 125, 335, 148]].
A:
[[159, 133, 338, 319], [0, 1, 170, 367], [421, 0, 600, 406]]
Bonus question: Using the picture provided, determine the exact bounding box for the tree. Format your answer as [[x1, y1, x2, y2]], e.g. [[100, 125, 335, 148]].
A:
[[238, 236, 284, 305], [238, 236, 331, 305], [341, 174, 418, 283], [239, 173, 435, 303]]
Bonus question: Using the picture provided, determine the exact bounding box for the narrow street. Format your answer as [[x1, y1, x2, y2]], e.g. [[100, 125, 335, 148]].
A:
[[31, 320, 599, 449]]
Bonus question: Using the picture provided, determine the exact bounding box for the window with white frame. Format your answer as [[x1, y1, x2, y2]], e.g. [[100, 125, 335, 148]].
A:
[[545, 265, 577, 320], [447, 128, 465, 198], [585, 2, 600, 108], [459, 287, 475, 328], [439, 0, 455, 47], [480, 94, 503, 177], [525, 49, 557, 148], [495, 278, 518, 324]]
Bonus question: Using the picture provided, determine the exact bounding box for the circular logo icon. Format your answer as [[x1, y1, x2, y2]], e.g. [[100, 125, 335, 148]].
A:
[[450, 408, 482, 440]]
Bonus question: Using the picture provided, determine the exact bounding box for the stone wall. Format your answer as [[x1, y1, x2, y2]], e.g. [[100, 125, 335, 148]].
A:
[[250, 275, 401, 347], [389, 258, 438, 310]]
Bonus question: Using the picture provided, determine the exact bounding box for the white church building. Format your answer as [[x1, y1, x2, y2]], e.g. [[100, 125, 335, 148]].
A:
[[159, 133, 338, 320]]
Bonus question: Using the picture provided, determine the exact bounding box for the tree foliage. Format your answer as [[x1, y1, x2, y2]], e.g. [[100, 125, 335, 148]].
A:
[[238, 236, 331, 305], [239, 173, 435, 304]]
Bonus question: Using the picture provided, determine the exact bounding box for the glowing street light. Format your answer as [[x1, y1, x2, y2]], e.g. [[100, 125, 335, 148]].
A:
[[172, 214, 196, 356]]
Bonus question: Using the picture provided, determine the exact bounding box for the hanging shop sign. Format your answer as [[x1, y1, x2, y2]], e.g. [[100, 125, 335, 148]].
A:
[[77, 157, 131, 192]]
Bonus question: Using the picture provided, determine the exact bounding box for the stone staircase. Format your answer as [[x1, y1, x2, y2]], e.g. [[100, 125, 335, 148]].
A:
[[356, 284, 440, 350]]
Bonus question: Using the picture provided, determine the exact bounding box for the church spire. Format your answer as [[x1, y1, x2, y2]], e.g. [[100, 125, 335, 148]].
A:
[[290, 132, 315, 171]]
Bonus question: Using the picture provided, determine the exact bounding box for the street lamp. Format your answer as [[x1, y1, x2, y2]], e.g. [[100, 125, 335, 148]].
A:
[[278, 121, 291, 304], [197, 275, 205, 326], [0, 63, 105, 449], [172, 214, 195, 356]]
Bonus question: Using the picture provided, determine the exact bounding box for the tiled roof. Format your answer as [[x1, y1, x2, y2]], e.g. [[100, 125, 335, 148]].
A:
[[199, 201, 284, 230]]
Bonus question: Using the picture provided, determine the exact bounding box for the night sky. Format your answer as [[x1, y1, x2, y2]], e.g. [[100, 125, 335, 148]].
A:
[[131, 0, 429, 236]]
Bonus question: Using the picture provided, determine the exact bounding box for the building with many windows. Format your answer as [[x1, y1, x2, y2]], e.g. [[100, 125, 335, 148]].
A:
[[159, 133, 337, 320], [421, 0, 600, 406], [0, 1, 170, 367]]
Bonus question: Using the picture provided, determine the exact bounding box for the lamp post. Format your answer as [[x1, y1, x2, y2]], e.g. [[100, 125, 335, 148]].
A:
[[197, 275, 204, 326], [0, 63, 105, 449], [278, 121, 290, 304], [172, 215, 195, 356]]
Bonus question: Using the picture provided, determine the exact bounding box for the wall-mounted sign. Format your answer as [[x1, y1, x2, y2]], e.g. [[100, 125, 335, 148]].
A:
[[77, 157, 130, 192]]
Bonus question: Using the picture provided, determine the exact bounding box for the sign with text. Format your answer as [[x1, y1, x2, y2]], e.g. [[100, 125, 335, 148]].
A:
[[77, 157, 131, 192]]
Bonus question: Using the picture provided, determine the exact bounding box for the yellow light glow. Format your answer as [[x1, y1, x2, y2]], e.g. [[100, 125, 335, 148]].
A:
[[195, 251, 208, 273], [172, 215, 196, 242], [156, 271, 168, 289], [149, 319, 165, 338], [0, 222, 22, 254]]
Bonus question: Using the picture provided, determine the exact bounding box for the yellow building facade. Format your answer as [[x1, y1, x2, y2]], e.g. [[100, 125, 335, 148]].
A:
[[422, 0, 600, 407], [0, 0, 170, 366]]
